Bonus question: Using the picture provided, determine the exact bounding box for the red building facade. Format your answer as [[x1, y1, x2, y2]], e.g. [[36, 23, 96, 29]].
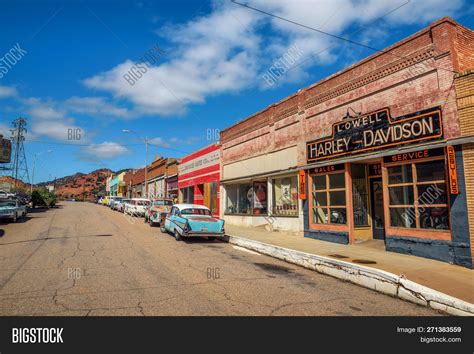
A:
[[178, 143, 220, 216]]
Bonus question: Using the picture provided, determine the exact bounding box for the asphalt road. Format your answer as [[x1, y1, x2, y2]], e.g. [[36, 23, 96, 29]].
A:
[[0, 202, 439, 316]]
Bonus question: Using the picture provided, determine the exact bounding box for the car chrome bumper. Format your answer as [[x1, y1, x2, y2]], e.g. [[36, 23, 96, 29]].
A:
[[182, 232, 225, 238]]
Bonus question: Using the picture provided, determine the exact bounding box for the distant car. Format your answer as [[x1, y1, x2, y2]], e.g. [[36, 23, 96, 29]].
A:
[[116, 198, 130, 213], [97, 197, 103, 205], [161, 204, 225, 241], [0, 190, 15, 199], [101, 196, 109, 206], [124, 198, 150, 217], [109, 197, 124, 210], [0, 199, 27, 223], [144, 198, 173, 226]]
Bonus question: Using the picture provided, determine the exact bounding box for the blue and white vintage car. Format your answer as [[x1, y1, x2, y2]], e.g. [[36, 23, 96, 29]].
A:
[[161, 204, 225, 241]]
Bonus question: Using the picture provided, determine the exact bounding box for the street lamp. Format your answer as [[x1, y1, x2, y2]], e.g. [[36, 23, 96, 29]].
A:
[[122, 129, 149, 198], [31, 150, 53, 194]]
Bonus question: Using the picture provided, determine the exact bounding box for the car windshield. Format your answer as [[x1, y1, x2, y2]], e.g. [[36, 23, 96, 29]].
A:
[[180, 208, 211, 216], [0, 201, 15, 207], [153, 200, 172, 206], [136, 200, 149, 206]]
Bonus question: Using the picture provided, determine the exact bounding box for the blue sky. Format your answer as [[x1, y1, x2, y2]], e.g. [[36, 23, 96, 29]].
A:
[[0, 0, 473, 183]]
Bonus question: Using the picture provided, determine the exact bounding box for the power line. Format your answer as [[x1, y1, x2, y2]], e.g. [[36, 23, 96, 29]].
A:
[[282, 0, 412, 76], [231, 0, 458, 75], [25, 139, 192, 154]]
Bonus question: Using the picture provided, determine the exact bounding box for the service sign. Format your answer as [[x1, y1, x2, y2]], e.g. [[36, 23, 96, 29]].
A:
[[306, 107, 443, 163], [0, 137, 11, 163], [447, 146, 459, 195]]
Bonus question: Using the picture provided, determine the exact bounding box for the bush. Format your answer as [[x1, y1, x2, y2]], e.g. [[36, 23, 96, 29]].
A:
[[31, 188, 57, 208]]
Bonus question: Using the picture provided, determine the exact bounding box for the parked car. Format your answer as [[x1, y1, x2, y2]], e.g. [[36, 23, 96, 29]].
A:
[[101, 196, 110, 206], [97, 197, 103, 205], [144, 198, 173, 226], [0, 199, 27, 223], [116, 198, 130, 213], [0, 190, 15, 199], [109, 197, 124, 210], [161, 204, 225, 241], [124, 198, 150, 217]]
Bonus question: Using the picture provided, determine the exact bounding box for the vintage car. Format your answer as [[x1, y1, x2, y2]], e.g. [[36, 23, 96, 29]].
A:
[[0, 199, 27, 223], [110, 197, 124, 210], [101, 196, 110, 206], [115, 198, 130, 213], [144, 198, 173, 226], [161, 204, 225, 241], [124, 198, 150, 217]]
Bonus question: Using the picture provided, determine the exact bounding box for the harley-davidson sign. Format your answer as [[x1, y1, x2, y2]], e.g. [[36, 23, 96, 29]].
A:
[[306, 107, 442, 163]]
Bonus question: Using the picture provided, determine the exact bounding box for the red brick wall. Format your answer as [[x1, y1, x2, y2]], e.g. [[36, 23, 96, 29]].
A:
[[454, 25, 474, 72], [220, 17, 472, 167]]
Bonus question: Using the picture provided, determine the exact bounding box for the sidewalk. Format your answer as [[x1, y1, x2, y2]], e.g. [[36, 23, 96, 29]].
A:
[[225, 224, 474, 305]]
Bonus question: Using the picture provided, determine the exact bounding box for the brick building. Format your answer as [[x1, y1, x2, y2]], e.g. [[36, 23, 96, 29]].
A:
[[146, 156, 179, 199], [124, 167, 146, 198], [220, 17, 474, 268]]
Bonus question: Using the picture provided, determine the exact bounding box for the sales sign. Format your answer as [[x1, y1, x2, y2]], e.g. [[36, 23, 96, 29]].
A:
[[307, 106, 443, 163]]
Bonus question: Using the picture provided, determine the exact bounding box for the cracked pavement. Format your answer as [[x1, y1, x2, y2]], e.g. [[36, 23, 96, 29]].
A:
[[0, 202, 439, 316]]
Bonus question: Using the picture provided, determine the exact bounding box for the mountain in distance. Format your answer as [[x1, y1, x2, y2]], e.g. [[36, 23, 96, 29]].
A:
[[37, 168, 119, 201]]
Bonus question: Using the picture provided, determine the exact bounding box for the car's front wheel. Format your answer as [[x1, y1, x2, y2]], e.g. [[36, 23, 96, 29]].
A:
[[174, 229, 181, 241]]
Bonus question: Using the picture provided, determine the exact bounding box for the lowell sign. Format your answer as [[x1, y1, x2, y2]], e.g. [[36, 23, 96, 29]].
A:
[[306, 106, 442, 163]]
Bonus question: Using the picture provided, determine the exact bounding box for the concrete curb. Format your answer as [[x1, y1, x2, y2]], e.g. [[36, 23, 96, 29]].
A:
[[226, 235, 474, 316]]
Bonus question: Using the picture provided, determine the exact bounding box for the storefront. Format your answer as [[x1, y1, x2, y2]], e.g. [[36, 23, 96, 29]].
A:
[[178, 144, 220, 216], [219, 17, 474, 267], [303, 107, 455, 241]]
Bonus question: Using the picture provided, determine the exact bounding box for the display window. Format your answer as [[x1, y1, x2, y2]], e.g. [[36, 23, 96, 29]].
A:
[[272, 176, 298, 216], [225, 182, 267, 215], [385, 157, 450, 231], [309, 167, 347, 226]]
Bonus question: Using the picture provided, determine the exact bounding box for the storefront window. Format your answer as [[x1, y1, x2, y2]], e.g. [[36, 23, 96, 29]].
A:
[[226, 184, 253, 215], [225, 182, 267, 215], [387, 158, 449, 230], [311, 171, 346, 225], [272, 176, 298, 216]]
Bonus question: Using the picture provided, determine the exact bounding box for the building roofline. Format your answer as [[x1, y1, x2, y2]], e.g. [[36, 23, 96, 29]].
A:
[[220, 16, 465, 135]]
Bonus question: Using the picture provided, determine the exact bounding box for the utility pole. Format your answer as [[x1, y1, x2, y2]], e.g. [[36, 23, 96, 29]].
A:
[[144, 137, 149, 198], [9, 117, 30, 188]]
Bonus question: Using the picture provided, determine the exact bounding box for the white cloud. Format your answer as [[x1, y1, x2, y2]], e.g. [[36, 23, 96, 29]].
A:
[[0, 123, 10, 137], [22, 98, 87, 143], [64, 96, 131, 119], [0, 86, 17, 98], [82, 142, 129, 160], [148, 136, 199, 148], [83, 0, 465, 115], [84, 2, 261, 116]]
